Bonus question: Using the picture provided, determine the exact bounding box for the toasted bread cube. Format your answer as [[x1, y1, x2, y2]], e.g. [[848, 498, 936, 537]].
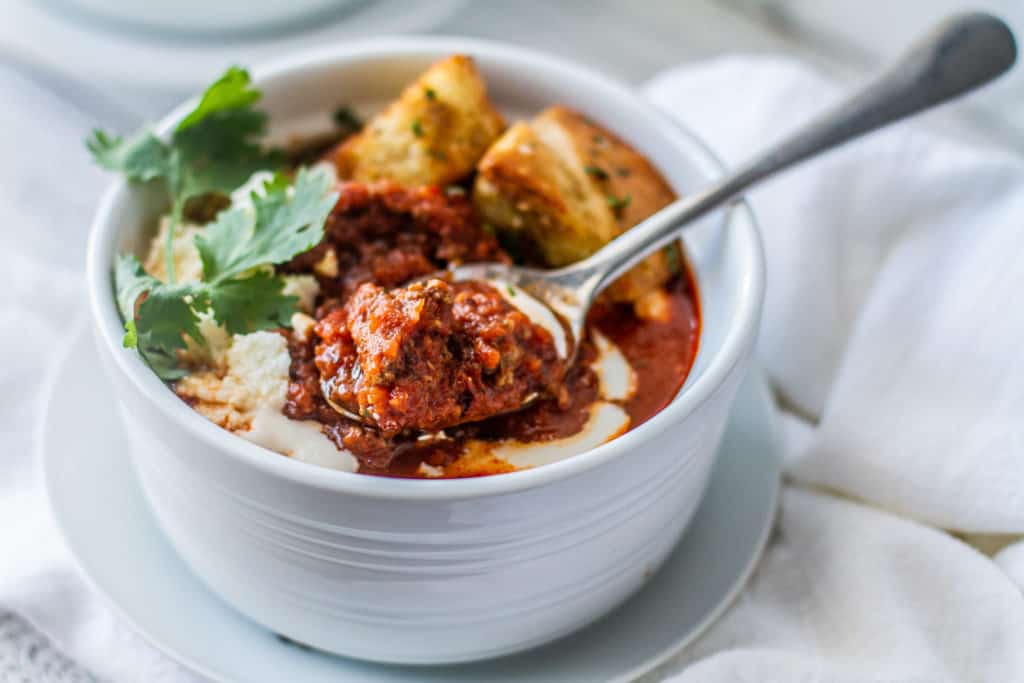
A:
[[331, 55, 505, 187], [473, 121, 618, 265], [473, 105, 679, 304]]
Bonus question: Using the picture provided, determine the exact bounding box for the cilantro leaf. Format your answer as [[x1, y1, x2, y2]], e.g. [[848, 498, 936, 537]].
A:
[[114, 253, 205, 352], [206, 271, 297, 335], [114, 253, 204, 380], [176, 67, 260, 132], [140, 347, 191, 381], [112, 169, 338, 379], [122, 320, 138, 349], [172, 68, 275, 201], [332, 106, 362, 134], [97, 67, 339, 380], [87, 129, 171, 182], [88, 66, 280, 284], [195, 167, 335, 283], [135, 283, 207, 353], [114, 253, 159, 323], [174, 108, 276, 201]]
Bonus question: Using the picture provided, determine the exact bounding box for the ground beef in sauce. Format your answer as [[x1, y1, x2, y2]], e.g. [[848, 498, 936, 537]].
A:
[[281, 180, 699, 476], [460, 337, 600, 444], [282, 181, 507, 302], [314, 278, 565, 436], [281, 181, 552, 471]]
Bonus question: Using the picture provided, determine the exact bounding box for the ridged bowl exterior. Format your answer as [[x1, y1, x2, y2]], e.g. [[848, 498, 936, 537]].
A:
[[86, 38, 764, 665], [108, 359, 745, 663]]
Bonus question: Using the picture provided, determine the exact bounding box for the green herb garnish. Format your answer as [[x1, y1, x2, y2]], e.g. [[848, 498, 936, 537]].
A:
[[411, 118, 424, 137], [114, 169, 338, 378], [332, 106, 363, 133], [584, 165, 609, 181], [664, 245, 682, 275], [507, 286, 517, 297], [424, 87, 437, 101], [429, 149, 447, 161], [88, 66, 281, 284], [606, 193, 632, 214], [495, 230, 533, 265]]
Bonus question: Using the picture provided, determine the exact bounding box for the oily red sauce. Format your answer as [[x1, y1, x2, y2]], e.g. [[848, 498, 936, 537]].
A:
[[591, 275, 700, 428], [460, 276, 700, 449], [461, 334, 600, 444], [282, 181, 700, 477]]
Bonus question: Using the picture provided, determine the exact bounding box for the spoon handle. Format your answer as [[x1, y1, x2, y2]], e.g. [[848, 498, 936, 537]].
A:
[[562, 12, 1016, 296]]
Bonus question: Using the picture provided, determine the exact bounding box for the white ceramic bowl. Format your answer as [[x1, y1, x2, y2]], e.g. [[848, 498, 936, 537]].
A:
[[85, 37, 764, 665]]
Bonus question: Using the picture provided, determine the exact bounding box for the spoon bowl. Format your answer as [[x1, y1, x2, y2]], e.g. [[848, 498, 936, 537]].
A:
[[321, 262, 586, 427], [447, 262, 586, 359]]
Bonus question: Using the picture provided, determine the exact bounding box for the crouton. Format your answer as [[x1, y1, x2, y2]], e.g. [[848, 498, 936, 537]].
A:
[[331, 55, 505, 187], [473, 121, 618, 264], [473, 105, 680, 304]]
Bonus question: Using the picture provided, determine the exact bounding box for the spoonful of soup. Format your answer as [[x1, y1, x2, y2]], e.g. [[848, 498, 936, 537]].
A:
[[322, 12, 1015, 432], [316, 277, 569, 435]]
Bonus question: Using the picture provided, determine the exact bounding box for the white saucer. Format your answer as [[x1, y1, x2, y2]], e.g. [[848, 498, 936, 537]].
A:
[[5, 0, 466, 91], [43, 330, 781, 682]]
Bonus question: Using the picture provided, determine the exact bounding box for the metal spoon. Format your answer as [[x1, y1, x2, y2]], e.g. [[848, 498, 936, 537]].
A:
[[457, 12, 1015, 360], [331, 12, 1016, 426]]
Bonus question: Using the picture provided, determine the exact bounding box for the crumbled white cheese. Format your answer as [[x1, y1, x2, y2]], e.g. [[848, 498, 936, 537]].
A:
[[291, 313, 316, 343], [634, 288, 672, 323], [179, 313, 233, 370], [175, 332, 288, 419], [418, 462, 445, 478], [282, 275, 320, 314], [175, 331, 355, 472], [221, 333, 293, 409], [313, 248, 340, 278]]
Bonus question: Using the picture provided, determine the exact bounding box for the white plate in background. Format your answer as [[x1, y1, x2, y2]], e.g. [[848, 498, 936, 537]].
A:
[[3, 0, 467, 91], [54, 0, 359, 36]]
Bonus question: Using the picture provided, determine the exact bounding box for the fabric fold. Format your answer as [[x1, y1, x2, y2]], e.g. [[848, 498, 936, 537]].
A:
[[646, 56, 1024, 535]]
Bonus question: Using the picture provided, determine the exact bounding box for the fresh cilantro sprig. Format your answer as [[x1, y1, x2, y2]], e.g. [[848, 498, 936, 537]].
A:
[[87, 67, 336, 378], [87, 66, 281, 283], [114, 167, 338, 379]]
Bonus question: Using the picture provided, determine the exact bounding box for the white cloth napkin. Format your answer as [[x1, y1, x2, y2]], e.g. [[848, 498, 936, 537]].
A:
[[1, 55, 1023, 682], [641, 56, 1024, 682]]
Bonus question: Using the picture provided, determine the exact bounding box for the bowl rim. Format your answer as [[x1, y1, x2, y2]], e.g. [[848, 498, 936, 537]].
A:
[[86, 35, 765, 501]]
